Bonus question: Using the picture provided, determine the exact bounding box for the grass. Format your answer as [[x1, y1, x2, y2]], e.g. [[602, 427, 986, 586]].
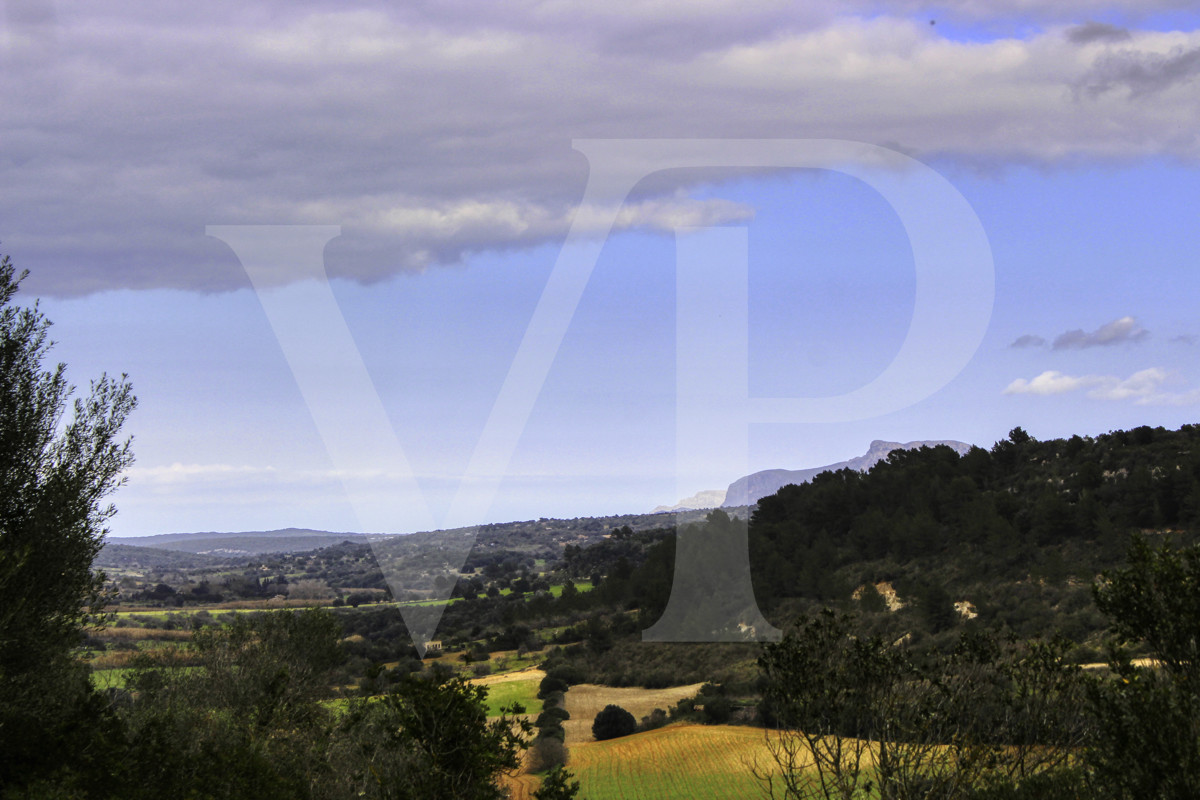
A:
[[568, 724, 785, 800], [90, 665, 202, 691], [477, 675, 543, 717], [548, 581, 593, 597], [90, 667, 134, 690], [501, 724, 791, 800]]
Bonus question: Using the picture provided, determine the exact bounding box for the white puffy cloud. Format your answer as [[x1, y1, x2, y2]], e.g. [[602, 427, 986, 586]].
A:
[[1004, 367, 1200, 405], [1004, 370, 1104, 394]]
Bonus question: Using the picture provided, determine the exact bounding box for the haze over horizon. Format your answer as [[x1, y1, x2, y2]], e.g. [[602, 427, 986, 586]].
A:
[[3, 1, 1198, 537]]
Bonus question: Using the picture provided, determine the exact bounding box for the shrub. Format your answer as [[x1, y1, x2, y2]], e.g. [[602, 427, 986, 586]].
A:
[[536, 707, 570, 728], [638, 708, 668, 732], [545, 664, 586, 686], [526, 736, 569, 773], [592, 704, 636, 741], [538, 675, 569, 699], [701, 695, 732, 724], [533, 764, 581, 800]]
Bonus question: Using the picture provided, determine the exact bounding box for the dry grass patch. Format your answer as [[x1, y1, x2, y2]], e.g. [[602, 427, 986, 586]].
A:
[[472, 666, 545, 687], [569, 723, 787, 800], [498, 771, 541, 800], [560, 682, 705, 744]]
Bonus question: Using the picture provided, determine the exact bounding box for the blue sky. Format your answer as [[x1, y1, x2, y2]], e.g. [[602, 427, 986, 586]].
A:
[[4, 1, 1200, 536]]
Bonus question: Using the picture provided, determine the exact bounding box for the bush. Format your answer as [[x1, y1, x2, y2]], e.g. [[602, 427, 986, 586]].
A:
[[545, 664, 586, 686], [536, 707, 570, 727], [537, 723, 565, 742], [592, 704, 636, 741], [638, 708, 668, 732], [538, 676, 569, 699], [526, 736, 569, 773], [533, 764, 581, 800]]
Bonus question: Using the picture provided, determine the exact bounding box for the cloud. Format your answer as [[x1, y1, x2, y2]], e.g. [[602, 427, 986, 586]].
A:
[[1067, 21, 1132, 45], [1003, 370, 1105, 395], [1080, 44, 1200, 96], [127, 463, 280, 486], [5, 6, 1200, 294], [1004, 367, 1200, 405], [1010, 334, 1047, 348], [1172, 334, 1196, 345], [1051, 316, 1149, 349]]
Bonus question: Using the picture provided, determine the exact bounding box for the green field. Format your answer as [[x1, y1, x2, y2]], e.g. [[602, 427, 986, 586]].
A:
[[478, 676, 543, 717], [548, 581, 593, 597], [90, 668, 134, 690]]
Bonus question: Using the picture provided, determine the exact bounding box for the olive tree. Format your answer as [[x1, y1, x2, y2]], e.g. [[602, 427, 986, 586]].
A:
[[592, 704, 636, 741], [0, 255, 137, 792]]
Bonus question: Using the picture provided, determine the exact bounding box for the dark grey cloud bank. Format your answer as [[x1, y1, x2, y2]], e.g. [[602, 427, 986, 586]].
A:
[[1081, 44, 1200, 95], [1068, 21, 1132, 44], [3, 0, 1200, 295]]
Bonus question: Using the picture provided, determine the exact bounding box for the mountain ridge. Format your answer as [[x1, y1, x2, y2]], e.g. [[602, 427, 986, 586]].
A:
[[654, 439, 975, 512]]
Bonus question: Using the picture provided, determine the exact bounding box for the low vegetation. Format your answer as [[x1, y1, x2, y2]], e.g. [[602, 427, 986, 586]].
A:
[[7, 253, 1200, 798]]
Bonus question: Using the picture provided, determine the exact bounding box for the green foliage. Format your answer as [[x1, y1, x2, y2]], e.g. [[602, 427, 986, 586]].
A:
[[1085, 534, 1200, 799], [537, 706, 571, 727], [120, 609, 346, 800], [591, 704, 637, 741], [637, 707, 668, 731], [539, 674, 570, 698], [329, 673, 531, 800], [1093, 534, 1200, 680], [0, 257, 137, 795], [752, 427, 1200, 600], [120, 614, 531, 800], [533, 765, 581, 800], [757, 611, 1090, 800], [527, 735, 569, 773], [856, 582, 888, 613]]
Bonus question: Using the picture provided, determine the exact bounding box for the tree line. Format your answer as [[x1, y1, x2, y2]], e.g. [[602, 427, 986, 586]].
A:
[[757, 533, 1200, 799]]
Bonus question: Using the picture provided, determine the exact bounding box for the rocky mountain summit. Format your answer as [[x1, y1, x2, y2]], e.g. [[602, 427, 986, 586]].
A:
[[654, 439, 974, 512]]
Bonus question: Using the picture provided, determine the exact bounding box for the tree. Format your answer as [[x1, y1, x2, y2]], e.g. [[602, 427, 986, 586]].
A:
[[755, 611, 1089, 800], [122, 609, 345, 800], [328, 673, 531, 800], [0, 256, 137, 793], [591, 704, 636, 741], [533, 765, 581, 800]]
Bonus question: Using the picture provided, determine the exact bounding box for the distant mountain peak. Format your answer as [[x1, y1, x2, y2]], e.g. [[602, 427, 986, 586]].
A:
[[657, 438, 973, 511]]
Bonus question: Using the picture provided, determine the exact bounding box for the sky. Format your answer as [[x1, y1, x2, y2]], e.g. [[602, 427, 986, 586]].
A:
[[2, 0, 1199, 537]]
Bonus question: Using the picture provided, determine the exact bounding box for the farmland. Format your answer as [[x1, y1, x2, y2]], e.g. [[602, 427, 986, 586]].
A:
[[505, 724, 789, 800], [559, 682, 707, 745], [471, 667, 546, 716]]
